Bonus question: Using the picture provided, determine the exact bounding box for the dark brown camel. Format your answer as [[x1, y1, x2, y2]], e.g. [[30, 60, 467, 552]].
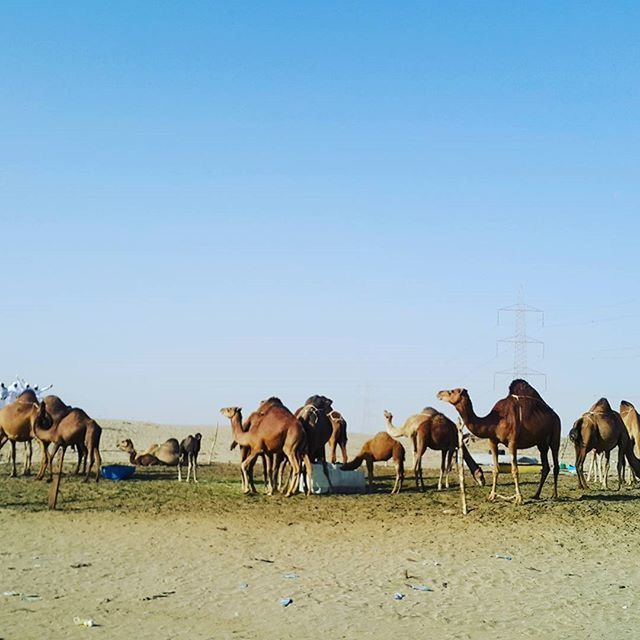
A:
[[295, 395, 334, 491], [437, 379, 561, 504], [32, 407, 103, 482], [0, 391, 51, 477], [341, 432, 405, 494], [220, 399, 312, 497], [179, 433, 202, 482], [384, 408, 485, 491], [570, 398, 640, 490]]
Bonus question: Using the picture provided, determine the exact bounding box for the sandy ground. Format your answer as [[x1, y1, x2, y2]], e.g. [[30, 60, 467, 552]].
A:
[[1, 420, 639, 639]]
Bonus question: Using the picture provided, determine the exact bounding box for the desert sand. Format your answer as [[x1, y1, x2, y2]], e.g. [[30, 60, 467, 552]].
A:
[[1, 419, 639, 639]]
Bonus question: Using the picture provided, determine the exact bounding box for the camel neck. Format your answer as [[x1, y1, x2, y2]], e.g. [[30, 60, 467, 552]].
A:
[[129, 451, 137, 465], [230, 412, 249, 445], [455, 397, 495, 439]]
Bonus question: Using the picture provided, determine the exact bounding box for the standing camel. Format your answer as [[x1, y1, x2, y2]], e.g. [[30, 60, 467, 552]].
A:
[[384, 408, 485, 491], [437, 379, 561, 504], [220, 399, 312, 497], [295, 396, 334, 490], [32, 407, 103, 482], [341, 432, 405, 494], [569, 398, 640, 490], [179, 433, 202, 482], [0, 391, 51, 477], [327, 409, 348, 464], [620, 400, 640, 483]]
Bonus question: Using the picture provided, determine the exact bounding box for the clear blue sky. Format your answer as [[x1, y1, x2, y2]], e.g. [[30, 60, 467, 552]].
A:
[[2, 2, 639, 432]]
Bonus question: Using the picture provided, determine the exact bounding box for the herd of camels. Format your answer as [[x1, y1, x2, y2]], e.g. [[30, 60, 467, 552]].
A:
[[1, 379, 640, 506]]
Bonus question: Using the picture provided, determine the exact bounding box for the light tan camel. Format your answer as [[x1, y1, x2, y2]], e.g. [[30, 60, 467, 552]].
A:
[[569, 398, 640, 490], [327, 409, 348, 464], [381, 407, 433, 470], [0, 391, 51, 476], [437, 379, 561, 504], [220, 399, 313, 497], [341, 432, 405, 494], [384, 408, 485, 491], [117, 438, 181, 478], [33, 407, 103, 482], [620, 401, 640, 483]]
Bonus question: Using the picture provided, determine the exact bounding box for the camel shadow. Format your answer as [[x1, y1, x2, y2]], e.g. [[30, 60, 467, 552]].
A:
[[579, 492, 640, 502]]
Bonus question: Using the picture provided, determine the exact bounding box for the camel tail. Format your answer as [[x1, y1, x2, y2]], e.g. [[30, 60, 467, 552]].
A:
[[569, 419, 583, 446], [341, 455, 364, 471]]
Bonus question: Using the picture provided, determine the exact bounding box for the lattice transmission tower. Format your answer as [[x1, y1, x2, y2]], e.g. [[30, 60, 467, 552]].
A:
[[494, 298, 546, 389]]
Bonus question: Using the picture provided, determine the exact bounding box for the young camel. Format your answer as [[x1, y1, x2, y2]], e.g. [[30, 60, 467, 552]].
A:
[[117, 439, 163, 466], [33, 407, 103, 482], [117, 438, 181, 478], [0, 392, 52, 477], [220, 400, 313, 497], [341, 432, 405, 494], [327, 409, 348, 464], [179, 433, 202, 482], [569, 398, 640, 490], [384, 409, 485, 491], [437, 379, 561, 505]]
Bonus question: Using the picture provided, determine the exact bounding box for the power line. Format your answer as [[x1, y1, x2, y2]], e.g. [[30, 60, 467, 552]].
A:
[[494, 295, 546, 389]]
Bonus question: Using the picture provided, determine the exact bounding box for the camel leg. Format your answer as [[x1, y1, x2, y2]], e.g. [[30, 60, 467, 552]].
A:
[[410, 433, 417, 472], [9, 440, 17, 477], [488, 441, 499, 501], [241, 451, 260, 495], [437, 450, 446, 491], [444, 449, 454, 489], [365, 457, 374, 490], [602, 451, 610, 490], [586, 451, 596, 482], [178, 455, 183, 482], [510, 447, 523, 505], [35, 441, 49, 481], [87, 445, 102, 483], [23, 441, 32, 476], [48, 446, 66, 510], [533, 445, 550, 500], [264, 453, 274, 495], [329, 436, 337, 465], [193, 454, 198, 483], [575, 446, 589, 490], [616, 445, 624, 491], [340, 441, 348, 465], [283, 449, 301, 497], [303, 453, 313, 496]]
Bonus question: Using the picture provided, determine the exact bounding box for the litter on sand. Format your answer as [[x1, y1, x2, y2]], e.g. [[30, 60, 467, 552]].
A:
[[284, 573, 300, 580], [21, 594, 42, 602], [280, 598, 293, 607], [239, 583, 249, 590], [409, 584, 434, 592], [393, 592, 405, 600], [2, 591, 19, 597], [495, 554, 513, 561], [73, 617, 97, 627]]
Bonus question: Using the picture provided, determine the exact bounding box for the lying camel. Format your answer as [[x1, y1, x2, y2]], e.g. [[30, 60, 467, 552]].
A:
[[117, 438, 181, 472], [570, 398, 640, 490], [221, 400, 312, 497], [384, 408, 485, 490], [33, 407, 103, 482], [341, 432, 405, 494], [0, 390, 52, 477]]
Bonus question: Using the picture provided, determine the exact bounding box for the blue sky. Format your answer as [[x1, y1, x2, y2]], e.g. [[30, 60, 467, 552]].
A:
[[1, 2, 639, 432]]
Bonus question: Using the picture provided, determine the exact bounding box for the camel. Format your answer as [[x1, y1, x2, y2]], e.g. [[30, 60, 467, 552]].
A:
[[117, 438, 181, 472], [437, 379, 561, 504], [33, 407, 103, 482], [220, 399, 312, 497], [569, 398, 640, 490], [327, 409, 348, 464], [341, 432, 405, 494], [0, 391, 51, 477], [384, 408, 485, 491], [295, 397, 334, 490], [379, 407, 429, 470], [179, 433, 202, 482], [620, 401, 640, 483], [36, 395, 86, 479]]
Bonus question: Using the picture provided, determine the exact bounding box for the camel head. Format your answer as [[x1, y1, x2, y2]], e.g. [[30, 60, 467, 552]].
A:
[[34, 402, 53, 431], [383, 410, 393, 421], [299, 404, 319, 427], [436, 388, 469, 406], [117, 438, 135, 454], [220, 406, 242, 420]]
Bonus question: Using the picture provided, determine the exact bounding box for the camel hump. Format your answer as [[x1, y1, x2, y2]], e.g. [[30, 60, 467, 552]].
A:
[[620, 400, 635, 412], [589, 397, 612, 414], [420, 406, 439, 415], [508, 379, 544, 400]]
